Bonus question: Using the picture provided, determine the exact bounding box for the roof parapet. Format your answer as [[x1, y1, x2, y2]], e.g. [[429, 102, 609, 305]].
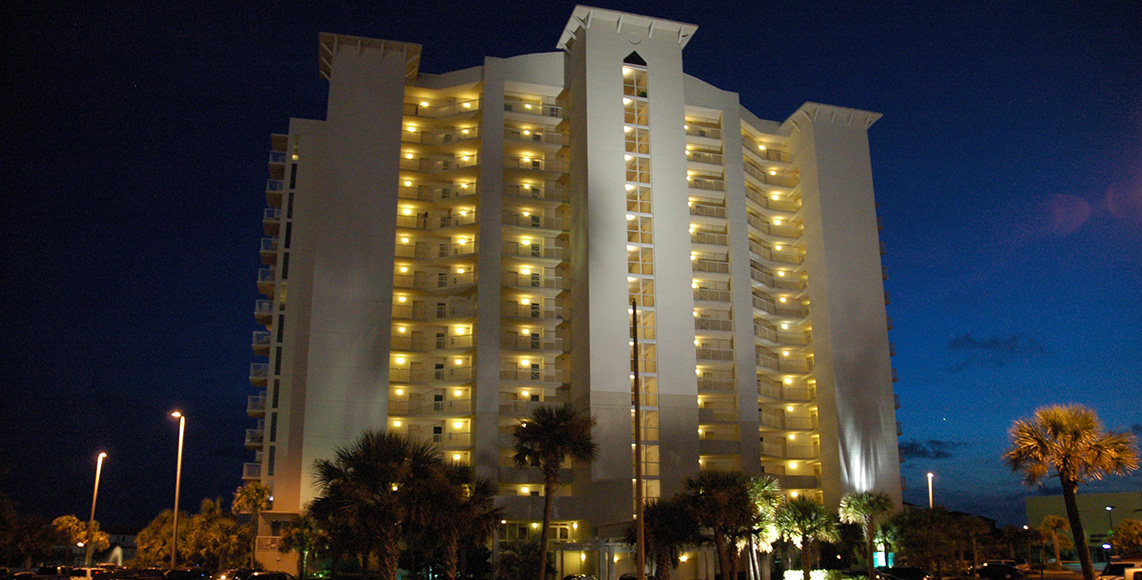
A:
[[783, 102, 883, 133], [557, 5, 698, 51], [318, 33, 423, 82]]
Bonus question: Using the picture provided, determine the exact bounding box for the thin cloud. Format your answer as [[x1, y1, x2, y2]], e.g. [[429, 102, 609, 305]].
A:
[[899, 439, 968, 461], [947, 333, 1046, 373]]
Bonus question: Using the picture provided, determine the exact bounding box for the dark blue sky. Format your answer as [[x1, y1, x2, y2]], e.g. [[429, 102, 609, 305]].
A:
[[1, 0, 1139, 530]]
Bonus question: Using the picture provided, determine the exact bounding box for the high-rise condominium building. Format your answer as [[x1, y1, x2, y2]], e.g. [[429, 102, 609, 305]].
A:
[[245, 6, 901, 576]]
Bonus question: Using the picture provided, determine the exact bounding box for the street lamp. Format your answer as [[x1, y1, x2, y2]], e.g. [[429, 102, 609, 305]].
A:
[[170, 411, 186, 570], [1106, 505, 1115, 530], [84, 452, 107, 566], [926, 472, 934, 509]]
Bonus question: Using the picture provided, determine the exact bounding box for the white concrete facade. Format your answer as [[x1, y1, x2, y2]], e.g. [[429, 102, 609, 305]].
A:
[[244, 6, 902, 573]]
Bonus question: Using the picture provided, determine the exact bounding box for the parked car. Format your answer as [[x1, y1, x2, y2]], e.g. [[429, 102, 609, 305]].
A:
[[249, 573, 294, 580], [212, 571, 254, 580], [162, 570, 208, 580], [875, 568, 931, 580], [975, 563, 1023, 580], [1100, 562, 1142, 580]]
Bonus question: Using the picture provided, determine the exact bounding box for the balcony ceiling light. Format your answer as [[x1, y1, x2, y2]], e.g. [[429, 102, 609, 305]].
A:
[[407, 126, 416, 132], [404, 180, 413, 187], [420, 101, 429, 107]]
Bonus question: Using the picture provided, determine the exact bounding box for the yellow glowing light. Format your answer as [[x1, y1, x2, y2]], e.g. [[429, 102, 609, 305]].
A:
[[695, 369, 701, 376], [402, 208, 412, 215], [395, 356, 405, 364], [780, 297, 787, 303], [461, 155, 470, 161], [399, 266, 408, 273], [790, 462, 798, 469], [521, 359, 530, 366], [419, 101, 429, 107], [461, 128, 469, 134], [625, 184, 635, 191], [453, 454, 461, 461], [397, 326, 406, 333], [520, 268, 530, 276], [397, 296, 407, 303], [521, 390, 530, 398], [784, 378, 793, 384], [775, 244, 783, 251], [627, 276, 636, 282], [457, 238, 467, 245], [393, 420, 401, 426], [522, 238, 531, 246], [580, 553, 586, 562], [773, 218, 782, 225], [522, 156, 530, 162], [459, 210, 468, 216], [455, 327, 465, 335], [404, 180, 413, 187], [624, 154, 633, 161], [520, 298, 530, 305], [401, 237, 409, 244], [777, 271, 786, 277], [789, 434, 796, 440], [622, 67, 633, 76], [680, 556, 689, 563], [407, 126, 417, 133], [460, 183, 468, 188], [457, 268, 465, 274], [782, 351, 790, 357], [690, 254, 697, 261], [523, 130, 531, 135], [454, 359, 463, 365], [626, 214, 635, 221], [405, 153, 413, 159], [694, 339, 700, 346], [395, 388, 404, 395], [521, 329, 530, 336], [691, 282, 698, 289], [522, 211, 530, 217], [771, 194, 780, 200], [759, 144, 767, 151], [524, 103, 532, 110], [453, 421, 463, 429], [522, 487, 530, 494], [791, 491, 799, 497], [627, 245, 637, 251], [689, 226, 696, 234], [769, 170, 777, 176], [522, 183, 531, 189]]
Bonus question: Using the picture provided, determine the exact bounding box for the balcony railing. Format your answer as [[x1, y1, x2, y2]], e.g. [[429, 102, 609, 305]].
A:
[[501, 336, 563, 352], [744, 187, 800, 213], [688, 177, 725, 192], [758, 380, 815, 402], [504, 128, 564, 146], [254, 299, 274, 321], [503, 242, 563, 260], [388, 399, 473, 415], [691, 231, 728, 246], [504, 99, 562, 118], [247, 394, 266, 415], [389, 367, 474, 384], [249, 363, 268, 381], [403, 98, 481, 117], [749, 241, 804, 265], [390, 334, 473, 351], [753, 323, 809, 345], [500, 303, 561, 320], [756, 352, 812, 373], [503, 184, 568, 202], [245, 429, 264, 447], [748, 261, 806, 291], [693, 288, 732, 303], [391, 302, 477, 320], [503, 213, 566, 230], [696, 376, 736, 392], [760, 413, 818, 431], [252, 331, 271, 350], [689, 204, 727, 219], [692, 259, 730, 274], [695, 317, 734, 332], [686, 151, 724, 165], [504, 272, 563, 289], [685, 125, 722, 139], [499, 367, 566, 383], [257, 268, 276, 283], [696, 347, 735, 362], [242, 462, 261, 479], [743, 163, 800, 188]]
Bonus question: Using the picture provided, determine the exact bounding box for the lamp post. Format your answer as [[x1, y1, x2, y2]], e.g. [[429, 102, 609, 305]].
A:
[[170, 411, 186, 570], [84, 452, 107, 566], [1106, 505, 1115, 530], [926, 472, 934, 509]]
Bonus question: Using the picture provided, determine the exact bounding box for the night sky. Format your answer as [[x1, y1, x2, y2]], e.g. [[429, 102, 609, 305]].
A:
[[2, 0, 1140, 531]]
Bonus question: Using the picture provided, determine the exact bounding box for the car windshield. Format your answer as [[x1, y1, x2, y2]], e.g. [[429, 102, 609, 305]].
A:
[[1102, 565, 1130, 575]]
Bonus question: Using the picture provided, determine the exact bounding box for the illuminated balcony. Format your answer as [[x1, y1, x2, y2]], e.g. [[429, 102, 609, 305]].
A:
[[693, 288, 732, 303], [247, 393, 266, 418], [688, 176, 725, 193], [389, 333, 473, 351], [500, 302, 562, 321], [391, 301, 477, 321], [756, 349, 813, 373], [503, 97, 562, 119], [499, 365, 566, 385], [748, 240, 804, 266], [259, 237, 278, 265], [689, 203, 727, 219], [743, 162, 799, 189], [245, 427, 264, 449], [694, 316, 733, 333], [403, 98, 481, 117], [760, 441, 818, 460], [752, 294, 808, 318], [686, 150, 724, 166], [503, 183, 569, 202], [749, 261, 806, 292], [692, 259, 729, 275], [389, 366, 473, 385], [242, 462, 261, 480], [684, 124, 722, 140], [744, 187, 800, 213], [262, 208, 281, 236], [753, 321, 810, 346], [504, 127, 565, 146], [249, 363, 268, 386], [746, 213, 801, 239], [503, 271, 564, 291], [503, 241, 563, 260], [265, 179, 284, 207], [387, 398, 472, 416], [691, 231, 728, 246], [503, 212, 566, 230], [256, 268, 276, 297], [252, 331, 271, 356], [758, 378, 815, 402], [696, 372, 735, 392], [759, 410, 818, 431], [698, 406, 737, 423], [254, 299, 273, 325], [501, 334, 563, 352]]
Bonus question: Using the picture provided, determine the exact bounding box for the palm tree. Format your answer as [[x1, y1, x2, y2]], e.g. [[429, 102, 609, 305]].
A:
[[682, 470, 756, 580], [838, 491, 893, 580], [311, 429, 442, 580], [748, 476, 784, 580], [52, 515, 84, 565], [629, 496, 701, 580], [1038, 515, 1071, 567], [233, 482, 272, 567], [512, 405, 598, 580], [1004, 404, 1138, 580], [405, 463, 500, 580], [774, 497, 838, 580], [279, 511, 327, 580]]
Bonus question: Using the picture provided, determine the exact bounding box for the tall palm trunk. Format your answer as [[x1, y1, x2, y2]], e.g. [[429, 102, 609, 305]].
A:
[[713, 532, 731, 580], [864, 523, 876, 580], [760, 551, 772, 580], [1050, 530, 1061, 565], [1061, 477, 1093, 580], [442, 532, 459, 580], [800, 536, 812, 580], [539, 474, 557, 580]]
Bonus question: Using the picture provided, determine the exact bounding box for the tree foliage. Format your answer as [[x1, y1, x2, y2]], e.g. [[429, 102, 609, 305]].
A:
[[1004, 404, 1138, 580], [233, 482, 272, 568], [682, 470, 756, 580], [775, 497, 839, 580], [839, 491, 894, 580], [512, 405, 597, 580], [1110, 519, 1142, 555], [279, 511, 327, 580]]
